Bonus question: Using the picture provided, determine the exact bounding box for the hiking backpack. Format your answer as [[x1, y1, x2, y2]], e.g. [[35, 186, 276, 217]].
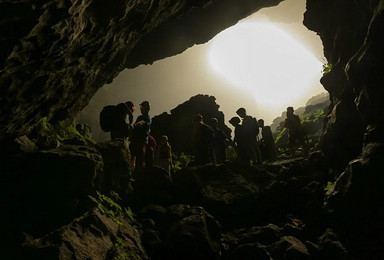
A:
[[99, 105, 117, 132]]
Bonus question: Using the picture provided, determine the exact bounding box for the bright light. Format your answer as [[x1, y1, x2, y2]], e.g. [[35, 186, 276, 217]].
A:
[[209, 21, 323, 108]]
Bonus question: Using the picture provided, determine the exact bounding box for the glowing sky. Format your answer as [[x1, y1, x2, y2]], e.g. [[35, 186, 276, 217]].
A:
[[208, 21, 323, 108], [81, 0, 326, 141]]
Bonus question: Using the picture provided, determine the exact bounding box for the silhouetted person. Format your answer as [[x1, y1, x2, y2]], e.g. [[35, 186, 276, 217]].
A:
[[155, 135, 172, 175], [236, 107, 262, 164], [284, 106, 308, 157], [130, 101, 152, 171], [191, 114, 213, 165], [110, 101, 135, 140], [229, 116, 250, 165], [208, 117, 228, 164], [258, 119, 277, 161], [145, 135, 156, 167]]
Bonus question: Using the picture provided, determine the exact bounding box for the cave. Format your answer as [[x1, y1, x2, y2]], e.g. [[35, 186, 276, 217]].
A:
[[0, 0, 383, 259]]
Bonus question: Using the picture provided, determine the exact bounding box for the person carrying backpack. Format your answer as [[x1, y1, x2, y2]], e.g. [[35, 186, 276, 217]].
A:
[[284, 106, 308, 157], [236, 107, 262, 165], [99, 101, 135, 140]]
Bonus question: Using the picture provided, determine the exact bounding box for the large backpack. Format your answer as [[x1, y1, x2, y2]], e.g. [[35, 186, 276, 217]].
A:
[[99, 105, 117, 132]]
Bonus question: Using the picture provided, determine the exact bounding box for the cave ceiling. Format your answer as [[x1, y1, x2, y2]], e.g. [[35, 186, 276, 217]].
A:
[[0, 0, 283, 140]]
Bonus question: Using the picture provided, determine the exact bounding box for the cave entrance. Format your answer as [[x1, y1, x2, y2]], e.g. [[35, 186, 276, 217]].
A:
[[81, 0, 326, 142]]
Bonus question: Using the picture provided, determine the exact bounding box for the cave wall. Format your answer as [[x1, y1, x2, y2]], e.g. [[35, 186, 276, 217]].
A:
[[304, 0, 383, 171], [0, 0, 282, 141]]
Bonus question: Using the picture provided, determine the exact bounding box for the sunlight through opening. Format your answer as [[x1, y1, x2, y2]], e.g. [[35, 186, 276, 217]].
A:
[[208, 21, 323, 108]]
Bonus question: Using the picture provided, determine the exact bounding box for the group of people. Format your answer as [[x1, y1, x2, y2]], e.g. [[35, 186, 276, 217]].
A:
[[105, 100, 172, 174], [191, 106, 308, 166], [104, 100, 308, 171], [227, 107, 276, 166]]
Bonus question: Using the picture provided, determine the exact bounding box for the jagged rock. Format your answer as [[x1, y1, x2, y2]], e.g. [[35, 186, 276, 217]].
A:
[[324, 143, 384, 258], [172, 163, 269, 227], [21, 208, 148, 260], [316, 229, 347, 260], [0, 144, 103, 257], [156, 204, 222, 260], [237, 224, 282, 246], [270, 236, 311, 260], [223, 243, 270, 260], [131, 166, 174, 208], [151, 94, 232, 154]]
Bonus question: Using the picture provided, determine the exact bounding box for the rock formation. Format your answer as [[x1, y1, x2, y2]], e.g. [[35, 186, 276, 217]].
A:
[[151, 94, 231, 154]]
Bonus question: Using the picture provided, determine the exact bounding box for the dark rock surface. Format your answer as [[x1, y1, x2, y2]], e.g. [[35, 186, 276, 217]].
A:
[[151, 94, 232, 154]]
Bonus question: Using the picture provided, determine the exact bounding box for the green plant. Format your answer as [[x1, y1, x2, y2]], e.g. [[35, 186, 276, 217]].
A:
[[322, 62, 332, 75], [114, 237, 129, 260], [172, 152, 192, 171], [96, 191, 133, 225], [55, 121, 95, 144], [324, 181, 333, 191]]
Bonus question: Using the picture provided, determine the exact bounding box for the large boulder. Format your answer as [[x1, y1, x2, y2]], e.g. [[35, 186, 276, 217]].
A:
[[324, 142, 384, 258], [172, 163, 269, 227], [0, 144, 103, 256], [21, 208, 148, 260], [156, 204, 222, 260]]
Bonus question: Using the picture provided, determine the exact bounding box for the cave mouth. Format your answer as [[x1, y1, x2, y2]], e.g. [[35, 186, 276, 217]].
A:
[[81, 0, 326, 142]]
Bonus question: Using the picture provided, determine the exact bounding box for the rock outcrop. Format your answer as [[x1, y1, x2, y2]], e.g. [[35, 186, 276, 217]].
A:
[[151, 94, 232, 153]]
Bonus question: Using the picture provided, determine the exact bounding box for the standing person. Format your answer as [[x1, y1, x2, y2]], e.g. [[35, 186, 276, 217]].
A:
[[130, 101, 152, 171], [155, 135, 173, 175], [229, 116, 249, 165], [284, 106, 308, 157], [258, 119, 277, 161], [236, 107, 262, 164], [145, 135, 156, 167], [209, 117, 228, 164], [191, 114, 213, 165]]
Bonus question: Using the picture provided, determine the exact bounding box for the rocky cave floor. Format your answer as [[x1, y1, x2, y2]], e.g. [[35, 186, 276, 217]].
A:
[[0, 138, 383, 259]]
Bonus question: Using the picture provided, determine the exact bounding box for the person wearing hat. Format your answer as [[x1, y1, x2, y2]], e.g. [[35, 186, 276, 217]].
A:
[[130, 101, 152, 171]]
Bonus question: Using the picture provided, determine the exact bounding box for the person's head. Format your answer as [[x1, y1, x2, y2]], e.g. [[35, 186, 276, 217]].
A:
[[161, 135, 169, 144], [286, 106, 294, 117], [139, 101, 150, 114], [193, 114, 203, 123], [125, 101, 135, 112], [210, 117, 218, 128], [229, 116, 241, 127], [258, 119, 265, 128], [236, 107, 246, 118]]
